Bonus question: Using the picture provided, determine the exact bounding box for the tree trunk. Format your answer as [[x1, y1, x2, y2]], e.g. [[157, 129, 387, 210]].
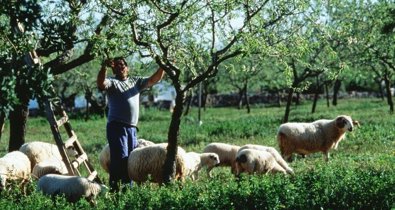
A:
[[9, 103, 29, 151], [295, 92, 300, 106], [183, 91, 192, 116], [162, 90, 185, 184], [244, 83, 250, 113], [378, 79, 385, 101], [332, 79, 341, 106], [325, 83, 330, 107], [311, 89, 319, 114], [283, 88, 294, 123], [311, 76, 319, 113], [0, 112, 5, 142], [237, 88, 244, 109], [384, 75, 394, 113]]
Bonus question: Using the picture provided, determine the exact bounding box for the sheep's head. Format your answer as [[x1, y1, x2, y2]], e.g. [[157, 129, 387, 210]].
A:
[[335, 115, 354, 132], [202, 153, 220, 167]]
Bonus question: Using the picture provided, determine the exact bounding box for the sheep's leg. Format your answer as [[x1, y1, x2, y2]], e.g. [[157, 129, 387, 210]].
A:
[[194, 172, 199, 180], [323, 152, 330, 162], [272, 164, 287, 175], [206, 166, 213, 178], [283, 153, 292, 162]]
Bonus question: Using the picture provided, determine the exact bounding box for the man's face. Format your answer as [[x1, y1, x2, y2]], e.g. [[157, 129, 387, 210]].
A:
[[112, 59, 129, 80]]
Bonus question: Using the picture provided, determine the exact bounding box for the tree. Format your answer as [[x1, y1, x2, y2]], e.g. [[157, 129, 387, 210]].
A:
[[340, 1, 395, 113], [0, 0, 113, 151], [101, 0, 307, 183], [220, 56, 266, 112]]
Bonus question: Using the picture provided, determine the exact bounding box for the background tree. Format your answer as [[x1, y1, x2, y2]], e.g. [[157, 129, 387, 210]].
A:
[[342, 1, 395, 113]]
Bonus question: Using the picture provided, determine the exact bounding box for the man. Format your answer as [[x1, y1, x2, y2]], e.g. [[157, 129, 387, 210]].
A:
[[97, 57, 164, 191]]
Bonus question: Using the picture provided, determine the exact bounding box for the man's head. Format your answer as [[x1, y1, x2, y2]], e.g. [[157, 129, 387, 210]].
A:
[[112, 57, 129, 80]]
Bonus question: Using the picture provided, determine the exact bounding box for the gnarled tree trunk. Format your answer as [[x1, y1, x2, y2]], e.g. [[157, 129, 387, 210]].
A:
[[162, 90, 185, 183]]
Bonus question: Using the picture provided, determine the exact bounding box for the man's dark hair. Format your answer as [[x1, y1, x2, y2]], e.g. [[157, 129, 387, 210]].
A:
[[113, 56, 128, 67]]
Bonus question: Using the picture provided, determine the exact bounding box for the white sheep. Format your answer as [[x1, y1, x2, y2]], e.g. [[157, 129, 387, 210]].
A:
[[37, 174, 108, 204], [202, 142, 240, 176], [0, 151, 31, 191], [99, 138, 155, 173], [235, 149, 288, 176], [19, 141, 76, 170], [184, 152, 220, 181], [277, 115, 356, 162], [32, 157, 68, 179], [127, 143, 186, 184], [239, 144, 294, 175]]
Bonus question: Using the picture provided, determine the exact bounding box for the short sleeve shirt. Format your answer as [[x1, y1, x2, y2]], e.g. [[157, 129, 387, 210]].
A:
[[103, 76, 148, 126]]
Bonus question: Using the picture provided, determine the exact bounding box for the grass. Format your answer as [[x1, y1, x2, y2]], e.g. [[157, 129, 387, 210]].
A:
[[0, 98, 394, 209]]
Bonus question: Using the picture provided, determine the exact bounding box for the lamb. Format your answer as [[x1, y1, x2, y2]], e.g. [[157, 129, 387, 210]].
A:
[[127, 143, 186, 184], [32, 157, 68, 179], [19, 141, 76, 170], [99, 138, 155, 173], [239, 144, 294, 175], [277, 115, 357, 162], [183, 152, 220, 181], [37, 174, 108, 204], [202, 142, 240, 176], [235, 149, 288, 176], [0, 151, 31, 191]]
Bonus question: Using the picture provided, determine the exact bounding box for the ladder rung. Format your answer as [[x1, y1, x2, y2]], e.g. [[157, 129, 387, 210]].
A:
[[64, 135, 77, 148], [87, 171, 98, 181], [56, 115, 68, 127], [72, 153, 88, 168]]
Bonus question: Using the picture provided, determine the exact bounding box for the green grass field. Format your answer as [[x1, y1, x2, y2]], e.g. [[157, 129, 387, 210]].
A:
[[0, 98, 394, 209]]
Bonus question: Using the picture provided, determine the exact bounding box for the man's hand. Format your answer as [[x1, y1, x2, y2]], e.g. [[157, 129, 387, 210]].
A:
[[102, 59, 114, 68]]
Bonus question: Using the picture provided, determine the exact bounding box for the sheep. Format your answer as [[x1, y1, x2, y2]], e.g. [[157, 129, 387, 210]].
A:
[[19, 141, 76, 170], [37, 174, 108, 204], [0, 151, 31, 191], [202, 142, 240, 176], [239, 144, 294, 175], [32, 157, 68, 179], [183, 152, 220, 181], [127, 143, 186, 184], [99, 138, 155, 173], [235, 149, 288, 176], [277, 115, 357, 162]]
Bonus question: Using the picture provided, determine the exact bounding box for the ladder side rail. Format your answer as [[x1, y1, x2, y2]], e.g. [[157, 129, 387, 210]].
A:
[[44, 99, 76, 176]]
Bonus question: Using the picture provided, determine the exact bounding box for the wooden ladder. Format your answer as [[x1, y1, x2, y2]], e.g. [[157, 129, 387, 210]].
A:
[[44, 98, 102, 184]]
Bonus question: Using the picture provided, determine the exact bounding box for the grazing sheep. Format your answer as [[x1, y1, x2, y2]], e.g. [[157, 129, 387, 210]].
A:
[[239, 144, 294, 175], [235, 149, 287, 176], [0, 151, 31, 191], [203, 142, 240, 176], [37, 174, 108, 204], [32, 157, 68, 179], [19, 141, 76, 170], [99, 138, 155, 173], [184, 152, 220, 181], [277, 115, 356, 162], [127, 143, 186, 184]]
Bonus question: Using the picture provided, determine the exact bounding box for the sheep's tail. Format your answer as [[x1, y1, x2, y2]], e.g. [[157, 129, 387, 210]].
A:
[[277, 132, 287, 155]]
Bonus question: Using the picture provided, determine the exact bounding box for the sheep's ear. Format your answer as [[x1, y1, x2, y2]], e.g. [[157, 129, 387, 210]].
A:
[[353, 120, 360, 127], [209, 154, 216, 160], [335, 116, 346, 128]]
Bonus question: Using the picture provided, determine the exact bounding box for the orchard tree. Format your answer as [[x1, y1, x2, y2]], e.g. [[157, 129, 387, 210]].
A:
[[342, 1, 394, 113], [101, 0, 308, 182], [220, 55, 267, 112], [0, 0, 114, 151]]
